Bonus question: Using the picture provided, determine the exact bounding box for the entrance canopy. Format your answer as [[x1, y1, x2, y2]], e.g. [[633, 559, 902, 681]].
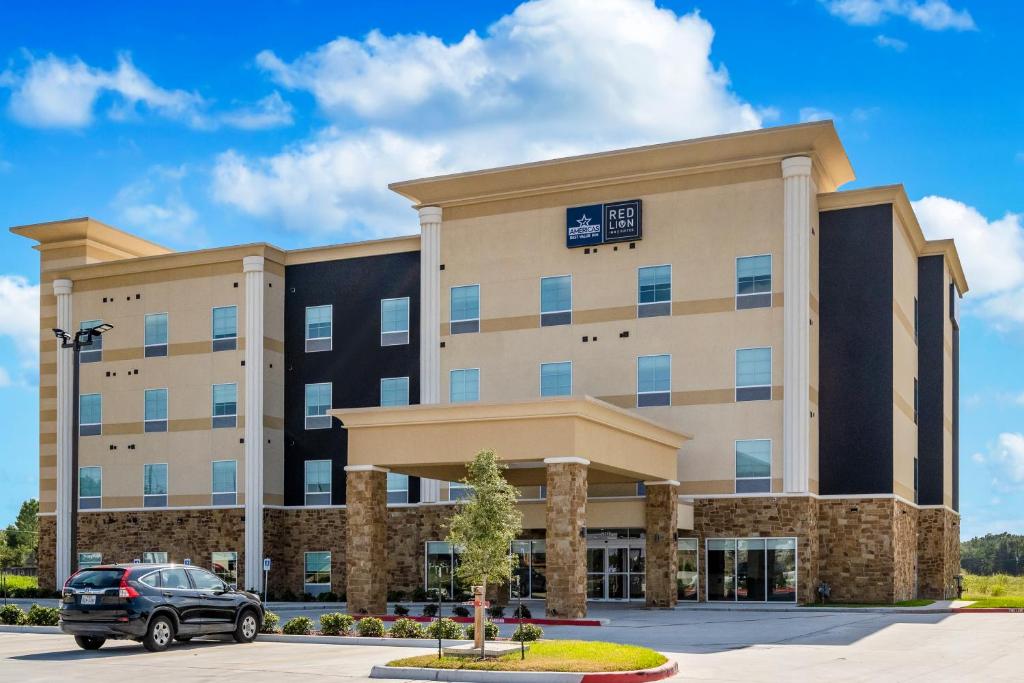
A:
[[330, 396, 690, 485]]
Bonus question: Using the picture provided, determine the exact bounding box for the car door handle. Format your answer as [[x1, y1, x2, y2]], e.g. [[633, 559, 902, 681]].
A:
[[163, 591, 173, 597]]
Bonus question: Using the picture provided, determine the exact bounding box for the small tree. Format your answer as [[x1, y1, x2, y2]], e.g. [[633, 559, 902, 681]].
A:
[[446, 450, 522, 657]]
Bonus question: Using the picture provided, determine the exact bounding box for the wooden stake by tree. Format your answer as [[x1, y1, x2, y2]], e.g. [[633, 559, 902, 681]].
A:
[[446, 449, 523, 658]]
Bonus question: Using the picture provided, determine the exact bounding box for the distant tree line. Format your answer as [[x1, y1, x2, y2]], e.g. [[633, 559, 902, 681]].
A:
[[1, 499, 39, 568], [961, 533, 1024, 575]]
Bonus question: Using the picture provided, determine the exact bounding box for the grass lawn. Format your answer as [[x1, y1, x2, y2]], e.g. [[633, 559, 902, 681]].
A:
[[804, 599, 935, 608], [961, 597, 1024, 609], [961, 572, 1024, 606], [0, 575, 38, 591], [387, 640, 667, 673]]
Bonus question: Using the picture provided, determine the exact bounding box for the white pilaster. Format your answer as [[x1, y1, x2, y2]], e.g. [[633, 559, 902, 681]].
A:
[[418, 206, 443, 503], [243, 256, 265, 590], [782, 156, 812, 494], [53, 278, 73, 588]]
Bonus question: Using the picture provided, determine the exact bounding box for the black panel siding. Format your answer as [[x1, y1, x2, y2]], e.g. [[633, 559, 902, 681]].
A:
[[818, 204, 894, 495], [953, 322, 960, 511], [284, 251, 421, 506], [916, 256, 945, 506]]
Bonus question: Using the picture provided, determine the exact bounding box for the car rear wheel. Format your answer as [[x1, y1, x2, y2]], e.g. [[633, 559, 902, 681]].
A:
[[74, 635, 106, 650], [143, 615, 175, 652], [233, 609, 259, 643]]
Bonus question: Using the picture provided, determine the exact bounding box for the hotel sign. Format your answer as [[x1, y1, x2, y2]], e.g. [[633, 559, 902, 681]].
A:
[[565, 199, 642, 248]]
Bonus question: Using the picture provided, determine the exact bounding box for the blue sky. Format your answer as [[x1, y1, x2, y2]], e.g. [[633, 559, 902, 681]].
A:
[[0, 0, 1021, 538]]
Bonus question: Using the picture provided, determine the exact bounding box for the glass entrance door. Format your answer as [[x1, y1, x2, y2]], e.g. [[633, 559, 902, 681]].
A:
[[585, 541, 645, 600], [707, 538, 797, 602]]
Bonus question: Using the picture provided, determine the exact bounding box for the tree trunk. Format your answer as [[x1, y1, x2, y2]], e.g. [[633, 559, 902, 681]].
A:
[[474, 582, 485, 656]]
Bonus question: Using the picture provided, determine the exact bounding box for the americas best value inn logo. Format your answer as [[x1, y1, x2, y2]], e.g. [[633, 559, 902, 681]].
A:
[[565, 199, 642, 248]]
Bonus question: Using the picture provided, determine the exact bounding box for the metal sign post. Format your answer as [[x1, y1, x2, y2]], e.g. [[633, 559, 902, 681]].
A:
[[263, 557, 271, 600]]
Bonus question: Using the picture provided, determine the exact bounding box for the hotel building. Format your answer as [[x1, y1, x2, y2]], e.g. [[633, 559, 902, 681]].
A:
[[15, 121, 965, 615]]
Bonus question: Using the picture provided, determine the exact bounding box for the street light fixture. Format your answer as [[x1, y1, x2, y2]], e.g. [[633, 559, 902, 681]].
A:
[[53, 322, 113, 576]]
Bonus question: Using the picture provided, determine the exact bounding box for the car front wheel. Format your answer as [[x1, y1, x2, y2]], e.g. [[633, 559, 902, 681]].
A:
[[143, 615, 175, 652], [74, 635, 105, 650], [233, 609, 259, 643]]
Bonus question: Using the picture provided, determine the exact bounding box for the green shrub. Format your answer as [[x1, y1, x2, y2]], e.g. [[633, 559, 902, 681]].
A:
[[387, 590, 406, 602], [319, 612, 354, 636], [388, 617, 426, 639], [421, 603, 438, 617], [393, 604, 409, 616], [513, 604, 531, 619], [282, 616, 314, 635], [260, 611, 280, 633], [425, 617, 465, 640], [512, 623, 543, 641], [464, 620, 499, 641], [452, 605, 470, 617], [318, 591, 338, 602], [25, 604, 59, 626], [412, 586, 428, 601], [356, 616, 385, 637], [487, 604, 505, 618], [0, 604, 26, 625]]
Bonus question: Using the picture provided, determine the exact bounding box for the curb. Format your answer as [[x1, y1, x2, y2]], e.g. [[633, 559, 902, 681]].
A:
[[952, 607, 1024, 614], [261, 633, 470, 648], [679, 606, 955, 615], [0, 625, 62, 634], [369, 660, 678, 682]]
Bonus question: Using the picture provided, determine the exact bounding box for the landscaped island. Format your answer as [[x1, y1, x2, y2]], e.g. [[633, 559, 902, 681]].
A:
[[387, 640, 667, 673]]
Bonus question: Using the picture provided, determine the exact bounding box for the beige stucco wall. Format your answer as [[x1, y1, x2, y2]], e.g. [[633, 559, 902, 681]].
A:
[[892, 212, 919, 501], [73, 267, 248, 507], [438, 175, 786, 495]]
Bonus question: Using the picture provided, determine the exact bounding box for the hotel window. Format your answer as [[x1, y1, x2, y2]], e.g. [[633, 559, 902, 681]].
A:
[[80, 393, 102, 436], [388, 472, 410, 505], [212, 305, 237, 351], [79, 320, 103, 363], [212, 460, 237, 506], [637, 354, 670, 407], [304, 460, 332, 505], [914, 378, 919, 424], [381, 297, 410, 346], [144, 388, 168, 432], [736, 347, 772, 401], [78, 552, 102, 569], [638, 265, 671, 317], [305, 305, 333, 352], [144, 463, 168, 508], [304, 551, 331, 596], [142, 551, 168, 563], [540, 275, 572, 326], [425, 541, 468, 600], [212, 383, 237, 428], [450, 285, 480, 334], [380, 377, 409, 407], [450, 368, 480, 403], [79, 466, 101, 510], [448, 481, 473, 501], [736, 255, 772, 309], [144, 313, 168, 357], [735, 439, 771, 493], [305, 382, 333, 430], [212, 551, 238, 585], [677, 538, 699, 601], [540, 361, 572, 397]]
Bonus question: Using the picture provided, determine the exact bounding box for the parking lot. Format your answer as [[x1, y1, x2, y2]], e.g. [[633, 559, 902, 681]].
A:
[[2, 610, 1022, 681]]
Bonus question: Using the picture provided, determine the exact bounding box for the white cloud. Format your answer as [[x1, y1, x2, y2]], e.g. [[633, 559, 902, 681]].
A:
[[799, 107, 836, 123], [874, 34, 909, 51], [0, 275, 40, 385], [2, 53, 292, 131], [214, 0, 765, 236], [823, 1, 976, 31], [980, 433, 1024, 492], [112, 165, 203, 245], [913, 196, 1024, 327]]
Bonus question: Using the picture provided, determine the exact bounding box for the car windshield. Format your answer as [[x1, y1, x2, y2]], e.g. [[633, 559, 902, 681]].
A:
[[67, 569, 124, 589]]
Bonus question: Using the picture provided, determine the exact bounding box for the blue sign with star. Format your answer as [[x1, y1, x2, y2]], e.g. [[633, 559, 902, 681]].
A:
[[566, 200, 643, 248]]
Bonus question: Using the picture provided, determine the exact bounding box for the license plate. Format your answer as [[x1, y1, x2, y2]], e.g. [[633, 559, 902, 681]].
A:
[[80, 595, 96, 605]]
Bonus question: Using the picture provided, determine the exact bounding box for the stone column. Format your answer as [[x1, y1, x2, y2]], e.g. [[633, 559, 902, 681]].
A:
[[243, 255, 265, 591], [544, 457, 588, 618], [345, 465, 389, 614], [782, 156, 813, 494], [644, 480, 679, 608], [418, 206, 443, 503], [53, 278, 74, 588]]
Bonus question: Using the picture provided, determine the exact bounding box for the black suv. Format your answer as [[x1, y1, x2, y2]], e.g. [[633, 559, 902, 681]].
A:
[[60, 563, 264, 652]]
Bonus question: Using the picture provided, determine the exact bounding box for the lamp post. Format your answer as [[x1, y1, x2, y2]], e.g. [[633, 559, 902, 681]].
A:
[[52, 323, 113, 577]]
